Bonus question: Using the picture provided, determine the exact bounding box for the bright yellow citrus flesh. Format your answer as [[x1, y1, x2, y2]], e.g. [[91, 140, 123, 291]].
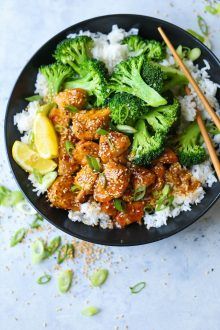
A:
[[12, 141, 57, 175], [33, 113, 58, 159]]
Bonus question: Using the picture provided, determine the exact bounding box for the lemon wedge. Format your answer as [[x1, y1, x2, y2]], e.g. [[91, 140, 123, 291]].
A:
[[33, 113, 58, 159], [12, 141, 57, 174]]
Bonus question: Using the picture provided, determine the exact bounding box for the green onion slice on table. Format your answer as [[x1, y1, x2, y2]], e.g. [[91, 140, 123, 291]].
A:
[[31, 239, 46, 264], [130, 282, 146, 294], [90, 269, 109, 287], [57, 269, 73, 293], [37, 274, 51, 285], [81, 306, 100, 317], [47, 236, 61, 256], [10, 228, 26, 247]]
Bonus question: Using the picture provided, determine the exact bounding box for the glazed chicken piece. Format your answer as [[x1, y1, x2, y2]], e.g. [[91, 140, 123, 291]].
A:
[[47, 175, 78, 210], [73, 141, 99, 166], [94, 160, 130, 203], [72, 108, 110, 140], [99, 131, 131, 163], [115, 201, 146, 227], [152, 163, 166, 191], [74, 165, 98, 203], [154, 148, 178, 164], [130, 165, 156, 190], [49, 107, 71, 131], [54, 88, 88, 111], [58, 129, 79, 175]]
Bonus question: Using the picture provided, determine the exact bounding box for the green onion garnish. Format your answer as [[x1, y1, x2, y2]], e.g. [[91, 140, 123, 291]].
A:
[[25, 95, 42, 102], [86, 156, 101, 172], [189, 48, 201, 61], [116, 125, 137, 134], [96, 128, 108, 135], [205, 4, 220, 15], [90, 269, 109, 287], [81, 306, 100, 317], [30, 214, 44, 229], [70, 184, 82, 192], [65, 105, 78, 113], [0, 186, 24, 207], [130, 282, 146, 294], [37, 102, 56, 115], [31, 239, 46, 264], [65, 140, 75, 156], [57, 269, 73, 293], [16, 200, 36, 215], [133, 185, 146, 201], [187, 29, 205, 43], [33, 169, 43, 184], [37, 274, 51, 285], [10, 228, 26, 247], [197, 15, 209, 36], [57, 244, 74, 264], [155, 184, 174, 211], [113, 199, 124, 212], [47, 236, 61, 256]]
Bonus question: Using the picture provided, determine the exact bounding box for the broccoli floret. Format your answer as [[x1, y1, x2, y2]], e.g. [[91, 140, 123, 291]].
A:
[[64, 59, 109, 106], [109, 93, 146, 126], [160, 65, 188, 92], [122, 36, 165, 61], [129, 119, 165, 166], [110, 55, 167, 107], [54, 36, 94, 75], [143, 98, 180, 134], [141, 61, 164, 93], [177, 121, 207, 167], [145, 40, 166, 61], [122, 35, 148, 56], [40, 63, 73, 100]]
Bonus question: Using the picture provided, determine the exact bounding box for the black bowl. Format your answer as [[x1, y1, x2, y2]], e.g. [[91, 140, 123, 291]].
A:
[[5, 14, 220, 246]]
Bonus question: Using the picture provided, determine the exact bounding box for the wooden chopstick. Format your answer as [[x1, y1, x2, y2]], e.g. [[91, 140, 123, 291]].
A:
[[185, 87, 220, 180], [158, 26, 220, 130]]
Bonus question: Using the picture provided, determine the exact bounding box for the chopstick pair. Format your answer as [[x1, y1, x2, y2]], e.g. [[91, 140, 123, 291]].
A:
[[157, 27, 220, 180]]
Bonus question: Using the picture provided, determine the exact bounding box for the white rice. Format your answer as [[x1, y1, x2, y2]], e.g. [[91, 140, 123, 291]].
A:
[[14, 101, 40, 133], [68, 202, 113, 229], [68, 24, 138, 73], [14, 25, 220, 230]]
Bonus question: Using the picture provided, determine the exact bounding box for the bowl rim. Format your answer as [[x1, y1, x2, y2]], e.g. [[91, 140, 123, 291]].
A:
[[4, 14, 220, 246]]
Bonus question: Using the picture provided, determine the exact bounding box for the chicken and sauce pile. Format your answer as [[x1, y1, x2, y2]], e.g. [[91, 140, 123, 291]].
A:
[[47, 88, 200, 228]]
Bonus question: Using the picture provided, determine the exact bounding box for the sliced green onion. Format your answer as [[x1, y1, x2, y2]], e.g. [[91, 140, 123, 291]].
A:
[[81, 306, 100, 317], [30, 214, 44, 229], [70, 184, 82, 192], [54, 124, 65, 133], [162, 184, 170, 196], [133, 185, 146, 201], [65, 140, 75, 156], [37, 274, 51, 285], [86, 156, 101, 173], [189, 48, 201, 61], [116, 125, 137, 134], [33, 169, 43, 184], [106, 136, 115, 150], [187, 29, 205, 43], [47, 236, 61, 256], [41, 172, 57, 189], [65, 105, 78, 113], [205, 4, 220, 15], [16, 200, 36, 215], [197, 15, 209, 36], [10, 228, 26, 247], [37, 102, 56, 115], [130, 282, 146, 294], [113, 199, 124, 212], [57, 269, 73, 293], [155, 184, 174, 211], [57, 244, 74, 264], [0, 186, 24, 207], [25, 95, 42, 102], [90, 269, 108, 287], [96, 128, 108, 135], [31, 239, 46, 264]]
